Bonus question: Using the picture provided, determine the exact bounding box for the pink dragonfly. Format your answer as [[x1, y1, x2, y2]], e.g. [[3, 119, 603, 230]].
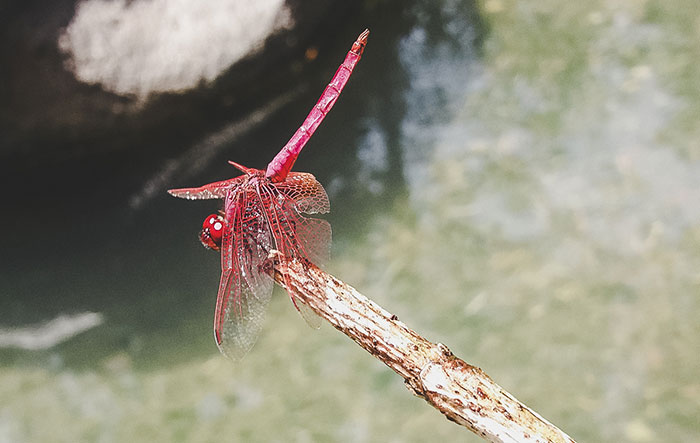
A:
[[169, 30, 369, 360]]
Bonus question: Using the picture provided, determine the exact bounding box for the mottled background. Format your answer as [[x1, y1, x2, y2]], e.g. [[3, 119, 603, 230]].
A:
[[1, 0, 698, 441]]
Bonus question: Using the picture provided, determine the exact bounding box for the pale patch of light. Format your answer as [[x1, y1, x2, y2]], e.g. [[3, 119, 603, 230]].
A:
[[0, 312, 104, 351], [59, 0, 293, 99], [232, 384, 264, 411], [398, 21, 479, 211], [357, 122, 389, 195], [196, 393, 227, 420]]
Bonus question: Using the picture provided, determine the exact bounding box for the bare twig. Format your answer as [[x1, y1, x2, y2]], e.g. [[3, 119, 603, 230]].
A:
[[268, 252, 576, 443]]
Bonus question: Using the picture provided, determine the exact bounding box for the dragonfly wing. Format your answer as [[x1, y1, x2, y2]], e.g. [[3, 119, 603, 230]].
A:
[[295, 296, 322, 330], [258, 183, 331, 330], [214, 190, 274, 360], [275, 211, 330, 330], [168, 176, 243, 200], [215, 266, 273, 360], [292, 217, 331, 266], [276, 172, 330, 215], [262, 182, 332, 267]]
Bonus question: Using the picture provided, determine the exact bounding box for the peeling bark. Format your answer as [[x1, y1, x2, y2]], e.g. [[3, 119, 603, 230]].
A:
[[268, 252, 576, 443]]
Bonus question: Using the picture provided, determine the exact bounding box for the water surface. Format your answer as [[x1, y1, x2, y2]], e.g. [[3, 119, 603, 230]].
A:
[[1, 1, 698, 441]]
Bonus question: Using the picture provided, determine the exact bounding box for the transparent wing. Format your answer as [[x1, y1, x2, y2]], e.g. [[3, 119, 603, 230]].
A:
[[276, 172, 330, 214], [259, 181, 332, 329], [263, 179, 332, 266], [214, 188, 274, 360], [289, 217, 331, 267], [168, 176, 244, 200], [295, 296, 323, 330], [275, 214, 330, 330]]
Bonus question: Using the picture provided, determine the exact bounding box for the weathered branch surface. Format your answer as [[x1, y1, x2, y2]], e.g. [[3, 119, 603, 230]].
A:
[[269, 252, 576, 443]]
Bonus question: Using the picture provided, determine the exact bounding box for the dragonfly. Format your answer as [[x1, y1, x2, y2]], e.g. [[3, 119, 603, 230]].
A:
[[169, 29, 369, 360]]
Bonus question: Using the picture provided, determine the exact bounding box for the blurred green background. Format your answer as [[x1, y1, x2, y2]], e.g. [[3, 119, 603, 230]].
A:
[[1, 0, 699, 441]]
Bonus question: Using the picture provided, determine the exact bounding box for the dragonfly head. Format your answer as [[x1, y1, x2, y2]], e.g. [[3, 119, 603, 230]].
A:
[[199, 213, 225, 251]]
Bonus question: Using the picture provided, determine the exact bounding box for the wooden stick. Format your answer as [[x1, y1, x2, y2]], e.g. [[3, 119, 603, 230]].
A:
[[268, 252, 576, 443]]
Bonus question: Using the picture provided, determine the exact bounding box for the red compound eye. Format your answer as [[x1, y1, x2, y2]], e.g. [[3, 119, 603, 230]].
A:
[[199, 214, 225, 251]]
